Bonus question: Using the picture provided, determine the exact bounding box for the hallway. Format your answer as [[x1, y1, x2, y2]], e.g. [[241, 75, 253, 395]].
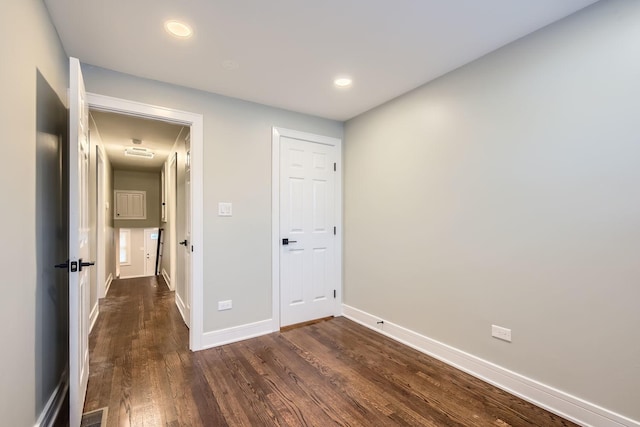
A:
[[84, 276, 191, 425], [84, 278, 577, 426]]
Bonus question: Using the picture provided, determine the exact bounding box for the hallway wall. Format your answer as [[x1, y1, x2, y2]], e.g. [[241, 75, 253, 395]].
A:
[[88, 117, 116, 318], [113, 169, 161, 229]]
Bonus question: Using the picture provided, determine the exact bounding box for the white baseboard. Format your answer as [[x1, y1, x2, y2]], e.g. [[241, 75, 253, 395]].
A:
[[119, 273, 154, 279], [104, 273, 113, 296], [34, 371, 68, 427], [175, 291, 189, 327], [161, 268, 172, 290], [342, 304, 638, 427], [201, 319, 273, 350], [89, 301, 99, 333]]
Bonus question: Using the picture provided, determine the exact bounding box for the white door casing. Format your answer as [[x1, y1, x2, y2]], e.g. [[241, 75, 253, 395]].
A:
[[85, 92, 204, 351], [69, 57, 91, 427], [272, 128, 343, 328]]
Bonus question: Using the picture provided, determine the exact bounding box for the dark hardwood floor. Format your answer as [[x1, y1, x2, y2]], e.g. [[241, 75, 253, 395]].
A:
[[84, 277, 577, 426]]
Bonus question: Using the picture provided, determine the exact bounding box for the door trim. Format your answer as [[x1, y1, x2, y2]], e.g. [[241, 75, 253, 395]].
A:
[[87, 92, 205, 351], [271, 127, 343, 331]]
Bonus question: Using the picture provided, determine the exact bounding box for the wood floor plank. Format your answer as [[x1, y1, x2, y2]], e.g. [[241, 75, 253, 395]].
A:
[[84, 276, 579, 426]]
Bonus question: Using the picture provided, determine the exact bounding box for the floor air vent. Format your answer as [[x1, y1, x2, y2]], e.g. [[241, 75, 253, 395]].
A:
[[81, 407, 108, 427]]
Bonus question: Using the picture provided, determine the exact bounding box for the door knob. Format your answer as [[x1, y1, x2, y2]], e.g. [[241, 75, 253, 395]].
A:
[[179, 240, 188, 246], [282, 238, 298, 245], [78, 258, 95, 271], [54, 260, 69, 270]]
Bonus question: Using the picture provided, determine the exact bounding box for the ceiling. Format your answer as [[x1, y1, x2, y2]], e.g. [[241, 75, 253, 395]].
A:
[[46, 0, 598, 121], [90, 110, 185, 171]]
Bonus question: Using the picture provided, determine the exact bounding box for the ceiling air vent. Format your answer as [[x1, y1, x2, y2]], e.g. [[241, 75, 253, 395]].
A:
[[124, 146, 155, 159]]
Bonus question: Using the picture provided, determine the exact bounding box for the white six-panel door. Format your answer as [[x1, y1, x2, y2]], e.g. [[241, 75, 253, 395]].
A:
[[279, 133, 339, 327], [69, 57, 91, 427]]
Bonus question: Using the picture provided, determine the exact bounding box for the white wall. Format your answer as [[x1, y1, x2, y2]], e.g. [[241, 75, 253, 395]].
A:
[[89, 115, 117, 303], [344, 0, 640, 422], [0, 0, 69, 425], [81, 65, 344, 332]]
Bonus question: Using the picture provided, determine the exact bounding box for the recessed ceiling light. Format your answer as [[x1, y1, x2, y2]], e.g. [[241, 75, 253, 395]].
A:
[[334, 77, 353, 88], [164, 20, 193, 39]]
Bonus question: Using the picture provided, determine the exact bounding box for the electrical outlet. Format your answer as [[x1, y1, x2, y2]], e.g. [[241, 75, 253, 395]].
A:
[[218, 300, 232, 311], [491, 325, 512, 342]]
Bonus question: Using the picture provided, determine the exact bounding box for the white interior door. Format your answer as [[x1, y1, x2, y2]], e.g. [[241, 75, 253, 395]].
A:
[[144, 228, 159, 276], [69, 57, 91, 427], [280, 135, 339, 327]]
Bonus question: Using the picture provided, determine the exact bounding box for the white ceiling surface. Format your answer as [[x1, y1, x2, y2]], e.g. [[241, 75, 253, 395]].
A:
[[90, 110, 184, 171], [46, 0, 598, 121]]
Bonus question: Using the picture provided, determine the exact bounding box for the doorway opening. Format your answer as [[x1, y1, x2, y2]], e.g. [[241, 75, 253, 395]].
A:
[[90, 110, 185, 285], [87, 93, 204, 351]]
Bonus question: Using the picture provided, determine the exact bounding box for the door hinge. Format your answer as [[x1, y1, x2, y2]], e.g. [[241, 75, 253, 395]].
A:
[[333, 289, 336, 299], [333, 162, 336, 172], [191, 245, 194, 252], [333, 226, 336, 235]]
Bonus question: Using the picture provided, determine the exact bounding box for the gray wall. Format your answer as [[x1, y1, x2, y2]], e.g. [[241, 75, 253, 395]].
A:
[[35, 70, 68, 425], [88, 118, 117, 304], [82, 65, 344, 331], [344, 0, 640, 421], [113, 169, 161, 228], [99, 144, 116, 289], [0, 0, 69, 425]]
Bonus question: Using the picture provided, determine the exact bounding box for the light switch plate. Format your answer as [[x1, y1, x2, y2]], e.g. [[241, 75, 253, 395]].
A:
[[218, 202, 232, 216]]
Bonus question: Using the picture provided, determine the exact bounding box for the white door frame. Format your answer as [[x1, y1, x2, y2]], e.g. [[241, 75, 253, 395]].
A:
[[87, 92, 204, 351], [271, 127, 343, 330]]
